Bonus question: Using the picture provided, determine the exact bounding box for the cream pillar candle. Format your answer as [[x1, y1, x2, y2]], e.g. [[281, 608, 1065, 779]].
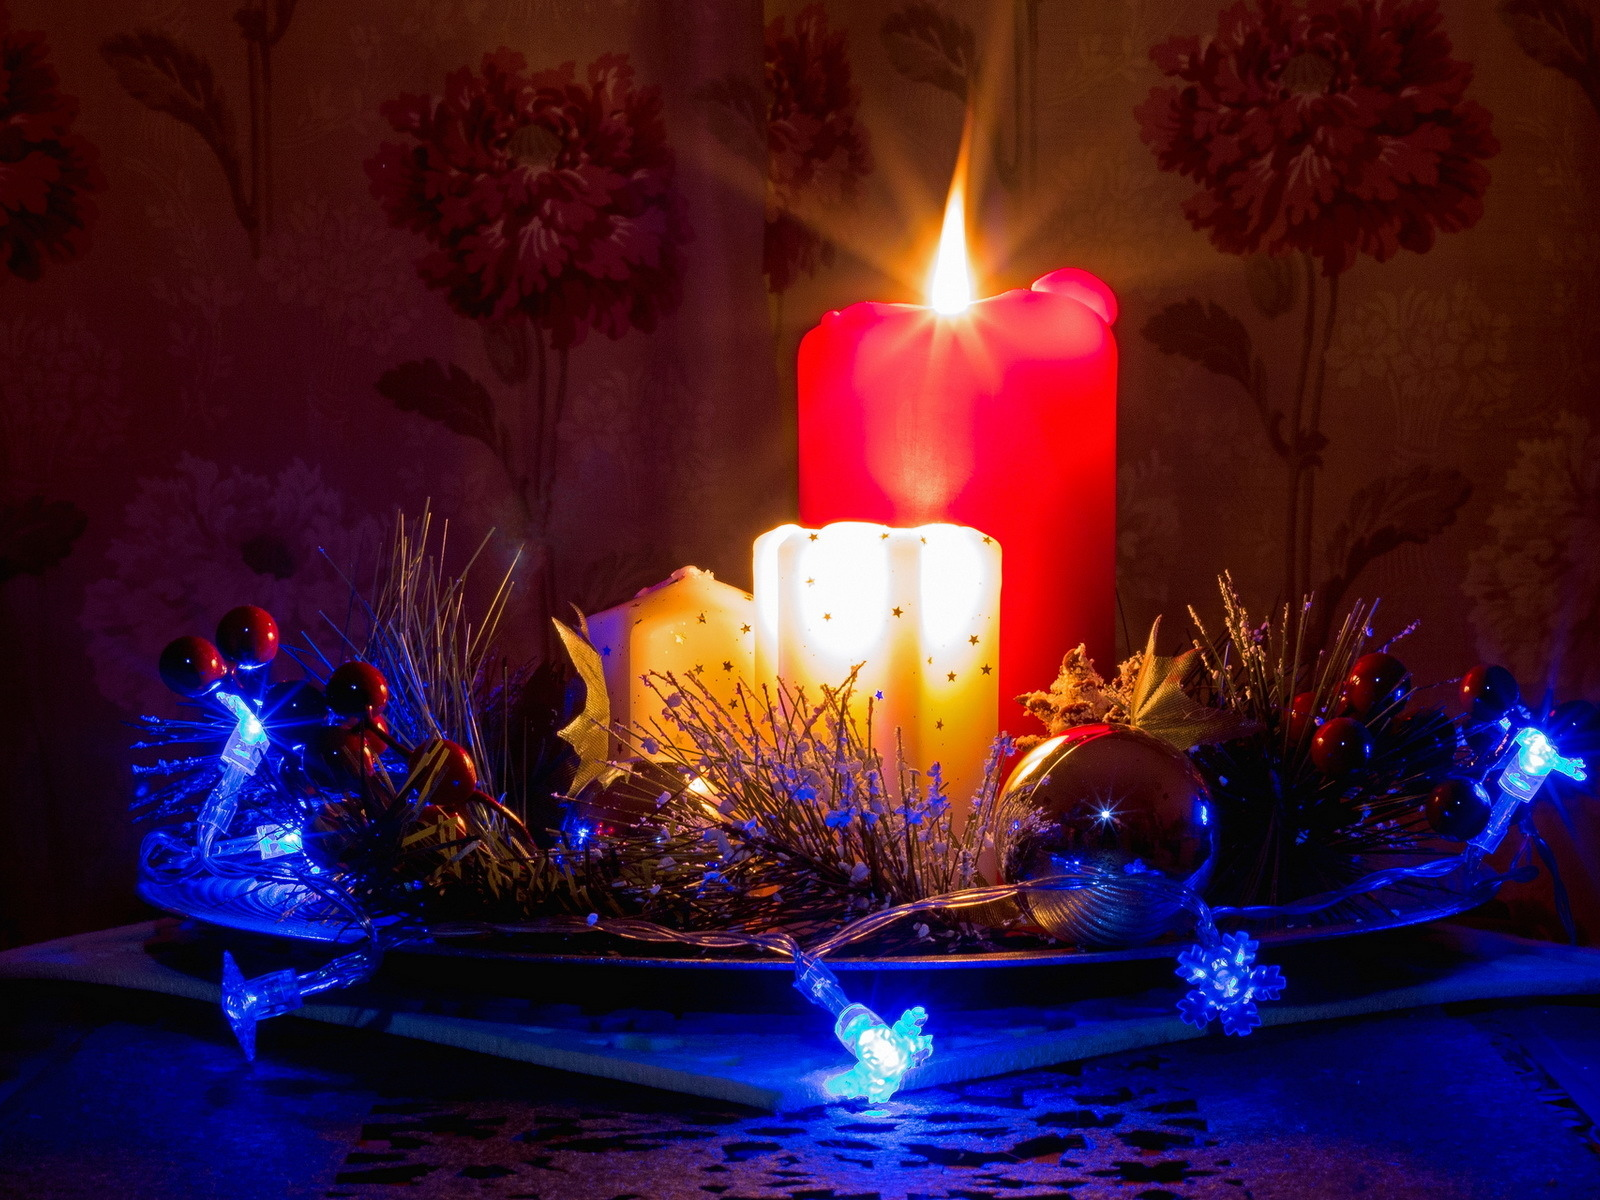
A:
[[586, 566, 754, 755], [753, 522, 1000, 803]]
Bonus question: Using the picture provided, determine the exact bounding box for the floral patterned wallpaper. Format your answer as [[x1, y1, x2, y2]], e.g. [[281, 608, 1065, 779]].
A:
[[1, 0, 1597, 947]]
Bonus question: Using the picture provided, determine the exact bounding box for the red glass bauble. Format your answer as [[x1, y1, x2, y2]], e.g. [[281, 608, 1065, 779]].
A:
[[1460, 664, 1519, 723], [1425, 777, 1491, 841], [1311, 717, 1372, 775], [1286, 691, 1318, 743], [407, 738, 478, 803], [215, 606, 279, 669], [158, 635, 227, 697], [326, 661, 390, 717], [1343, 653, 1411, 719]]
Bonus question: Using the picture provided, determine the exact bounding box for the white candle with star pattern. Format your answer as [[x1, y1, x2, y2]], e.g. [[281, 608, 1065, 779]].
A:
[[585, 566, 754, 757], [753, 522, 1000, 804]]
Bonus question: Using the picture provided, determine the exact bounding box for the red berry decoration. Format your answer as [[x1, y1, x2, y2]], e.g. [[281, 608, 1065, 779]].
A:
[[1425, 778, 1491, 841], [263, 681, 328, 736], [1459, 664, 1519, 723], [408, 738, 478, 803], [1286, 691, 1318, 742], [326, 661, 390, 717], [158, 635, 227, 697], [1343, 653, 1411, 719], [1311, 717, 1373, 775], [215, 605, 280, 669]]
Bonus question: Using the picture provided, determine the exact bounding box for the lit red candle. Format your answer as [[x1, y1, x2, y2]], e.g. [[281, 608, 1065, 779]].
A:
[[796, 178, 1118, 725]]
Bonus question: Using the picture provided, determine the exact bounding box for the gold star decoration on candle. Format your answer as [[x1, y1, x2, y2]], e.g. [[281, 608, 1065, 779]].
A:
[[697, 612, 706, 623], [722, 660, 733, 671], [809, 532, 819, 541], [823, 613, 833, 621], [981, 664, 992, 674], [947, 671, 956, 681], [740, 623, 751, 634], [935, 719, 944, 730], [673, 633, 685, 644], [892, 606, 903, 617], [968, 635, 979, 644]]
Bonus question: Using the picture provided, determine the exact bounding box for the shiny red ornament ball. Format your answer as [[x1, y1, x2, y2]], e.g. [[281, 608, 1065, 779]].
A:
[[1425, 778, 1491, 841], [408, 738, 478, 803], [325, 661, 389, 717], [1343, 653, 1411, 719], [1286, 691, 1318, 742], [1311, 717, 1373, 775], [1460, 664, 1519, 723], [215, 605, 279, 669], [158, 636, 227, 697]]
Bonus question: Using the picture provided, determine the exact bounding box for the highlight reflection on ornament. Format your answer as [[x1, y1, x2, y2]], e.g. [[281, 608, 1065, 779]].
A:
[[1001, 724, 1215, 947]]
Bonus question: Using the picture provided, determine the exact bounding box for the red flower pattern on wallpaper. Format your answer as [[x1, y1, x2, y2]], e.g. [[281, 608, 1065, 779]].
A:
[[1135, 0, 1498, 275], [367, 50, 689, 350], [0, 1, 103, 283], [763, 5, 874, 295], [1138, 0, 1495, 643]]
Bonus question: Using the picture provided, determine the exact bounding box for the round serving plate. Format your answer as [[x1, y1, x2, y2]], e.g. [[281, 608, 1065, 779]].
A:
[[140, 854, 1501, 971], [140, 875, 372, 945]]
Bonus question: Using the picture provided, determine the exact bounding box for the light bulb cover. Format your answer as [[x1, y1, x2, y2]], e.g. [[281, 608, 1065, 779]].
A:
[[793, 951, 932, 1101], [1471, 726, 1588, 854]]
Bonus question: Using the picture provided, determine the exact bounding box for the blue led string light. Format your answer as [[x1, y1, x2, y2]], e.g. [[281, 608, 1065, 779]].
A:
[[192, 689, 271, 868], [171, 708, 1586, 1086], [793, 952, 932, 1101], [1472, 725, 1587, 854], [1174, 932, 1284, 1035], [221, 945, 379, 1060]]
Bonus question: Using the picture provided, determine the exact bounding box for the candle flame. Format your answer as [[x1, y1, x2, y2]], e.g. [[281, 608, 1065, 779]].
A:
[[927, 167, 972, 315]]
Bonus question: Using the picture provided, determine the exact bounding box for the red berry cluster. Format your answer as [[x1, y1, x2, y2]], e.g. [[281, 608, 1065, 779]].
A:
[[156, 608, 494, 853], [1285, 653, 1597, 843]]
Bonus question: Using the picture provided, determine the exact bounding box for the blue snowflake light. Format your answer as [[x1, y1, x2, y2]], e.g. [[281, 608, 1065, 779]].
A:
[[1472, 725, 1589, 854], [1175, 932, 1285, 1036], [826, 1005, 933, 1102], [794, 951, 932, 1101]]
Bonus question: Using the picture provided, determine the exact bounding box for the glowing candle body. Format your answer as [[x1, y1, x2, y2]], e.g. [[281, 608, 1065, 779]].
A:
[[753, 522, 999, 803], [798, 268, 1117, 719], [586, 567, 754, 755]]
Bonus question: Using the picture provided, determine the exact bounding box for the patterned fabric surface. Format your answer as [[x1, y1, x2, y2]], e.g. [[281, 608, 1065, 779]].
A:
[[2, 981, 1600, 1199]]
